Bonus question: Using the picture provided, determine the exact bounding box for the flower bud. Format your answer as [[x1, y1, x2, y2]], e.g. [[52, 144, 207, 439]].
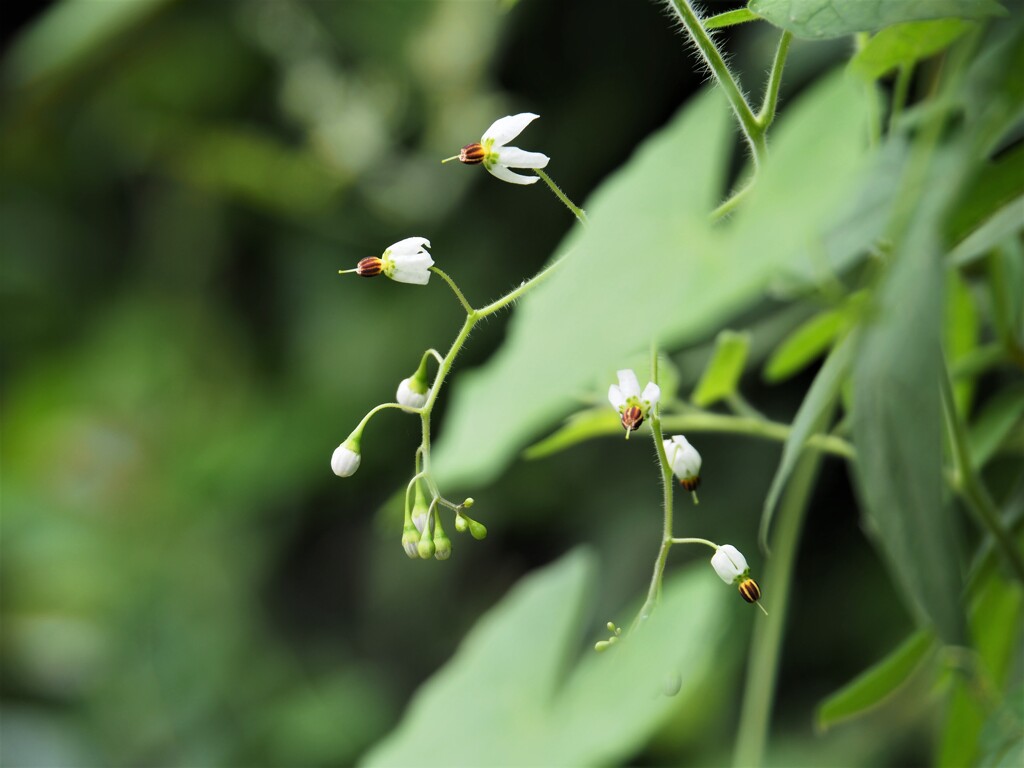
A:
[[468, 519, 487, 541], [664, 435, 701, 490], [454, 514, 468, 533], [331, 434, 361, 477], [461, 498, 474, 509], [401, 523, 421, 559], [417, 537, 436, 559], [433, 532, 452, 560]]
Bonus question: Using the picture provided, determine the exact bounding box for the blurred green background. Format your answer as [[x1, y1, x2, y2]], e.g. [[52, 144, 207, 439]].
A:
[[0, 1, 949, 765]]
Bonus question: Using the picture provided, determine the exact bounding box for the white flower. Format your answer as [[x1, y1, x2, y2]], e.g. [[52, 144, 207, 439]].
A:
[[457, 113, 550, 185], [331, 439, 361, 477], [348, 237, 434, 285], [381, 237, 434, 285], [608, 369, 660, 435], [396, 377, 431, 409], [711, 544, 748, 584], [664, 434, 701, 489]]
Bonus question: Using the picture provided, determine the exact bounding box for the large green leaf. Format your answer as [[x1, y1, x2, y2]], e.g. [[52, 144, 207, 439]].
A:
[[760, 334, 853, 550], [434, 73, 869, 487], [362, 550, 728, 766], [691, 330, 751, 407], [849, 19, 974, 80], [748, 0, 1005, 39], [851, 146, 966, 644], [816, 629, 936, 730]]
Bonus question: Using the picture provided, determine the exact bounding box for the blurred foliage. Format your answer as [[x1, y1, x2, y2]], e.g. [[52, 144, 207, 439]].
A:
[[2, 1, 1023, 767]]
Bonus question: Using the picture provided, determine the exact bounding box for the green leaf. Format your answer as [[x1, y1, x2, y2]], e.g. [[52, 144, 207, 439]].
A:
[[816, 629, 936, 731], [851, 148, 966, 644], [434, 73, 870, 487], [944, 271, 979, 413], [748, 0, 1005, 39], [691, 330, 751, 407], [969, 385, 1024, 467], [849, 20, 974, 80], [3, 0, 174, 86], [362, 551, 727, 766], [763, 309, 844, 383], [760, 335, 852, 550], [523, 408, 622, 460], [949, 195, 1024, 266], [947, 144, 1024, 251]]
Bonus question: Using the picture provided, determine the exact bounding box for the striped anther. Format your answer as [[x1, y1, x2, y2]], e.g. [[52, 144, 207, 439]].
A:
[[356, 256, 383, 277], [620, 405, 644, 434], [738, 578, 761, 603], [459, 143, 485, 164], [679, 475, 701, 492]]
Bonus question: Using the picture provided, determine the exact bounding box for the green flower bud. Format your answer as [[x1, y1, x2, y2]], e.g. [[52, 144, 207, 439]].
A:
[[454, 514, 468, 533], [468, 519, 487, 541], [461, 497, 475, 509], [433, 533, 452, 560], [417, 537, 436, 559]]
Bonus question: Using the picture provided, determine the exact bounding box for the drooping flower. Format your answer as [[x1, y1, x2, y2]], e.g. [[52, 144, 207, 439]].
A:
[[331, 435, 361, 477], [342, 237, 434, 285], [451, 113, 549, 185], [608, 369, 660, 437], [711, 544, 762, 605], [663, 434, 701, 490]]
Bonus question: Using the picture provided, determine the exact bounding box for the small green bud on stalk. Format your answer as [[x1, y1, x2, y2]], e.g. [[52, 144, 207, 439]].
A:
[[468, 519, 487, 541], [417, 537, 436, 560]]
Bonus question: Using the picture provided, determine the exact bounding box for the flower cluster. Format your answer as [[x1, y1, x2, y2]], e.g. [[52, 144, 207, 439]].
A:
[[332, 114, 561, 561]]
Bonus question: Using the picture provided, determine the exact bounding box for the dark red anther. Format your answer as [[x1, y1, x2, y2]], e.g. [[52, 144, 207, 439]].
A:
[[738, 578, 761, 604], [620, 405, 644, 434], [459, 143, 486, 165], [356, 257, 383, 277]]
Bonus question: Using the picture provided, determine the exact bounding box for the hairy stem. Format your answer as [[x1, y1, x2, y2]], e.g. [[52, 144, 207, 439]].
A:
[[430, 266, 474, 314], [535, 169, 587, 224]]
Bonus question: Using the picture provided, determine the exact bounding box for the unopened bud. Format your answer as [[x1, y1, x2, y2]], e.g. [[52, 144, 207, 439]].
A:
[[417, 537, 436, 560], [461, 498, 475, 509], [455, 514, 468, 533], [402, 524, 420, 559], [433, 533, 452, 561], [468, 519, 487, 541]]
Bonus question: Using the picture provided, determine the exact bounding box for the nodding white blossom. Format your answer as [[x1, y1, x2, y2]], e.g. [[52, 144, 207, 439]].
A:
[[711, 544, 762, 604], [352, 237, 434, 285], [664, 434, 701, 490], [331, 439, 361, 477], [608, 369, 660, 435], [456, 113, 550, 185], [396, 377, 431, 409], [710, 544, 749, 584]]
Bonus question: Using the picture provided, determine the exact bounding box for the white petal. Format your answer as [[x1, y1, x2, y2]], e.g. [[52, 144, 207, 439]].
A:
[[616, 369, 641, 399], [711, 545, 748, 584], [331, 445, 360, 477], [485, 163, 540, 185], [389, 265, 431, 285], [482, 112, 539, 147], [608, 385, 626, 409], [386, 236, 431, 256], [641, 382, 661, 407], [494, 146, 549, 169]]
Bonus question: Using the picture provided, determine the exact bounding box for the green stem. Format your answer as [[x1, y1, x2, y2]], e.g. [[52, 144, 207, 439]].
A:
[[670, 537, 718, 550], [704, 8, 759, 30], [353, 402, 408, 432], [666, 0, 762, 165], [757, 31, 792, 130], [856, 33, 882, 148], [889, 63, 913, 133], [711, 177, 756, 221], [475, 249, 570, 317], [430, 266, 474, 314], [940, 370, 1024, 584], [733, 448, 822, 767], [534, 169, 587, 224], [659, 413, 855, 460]]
